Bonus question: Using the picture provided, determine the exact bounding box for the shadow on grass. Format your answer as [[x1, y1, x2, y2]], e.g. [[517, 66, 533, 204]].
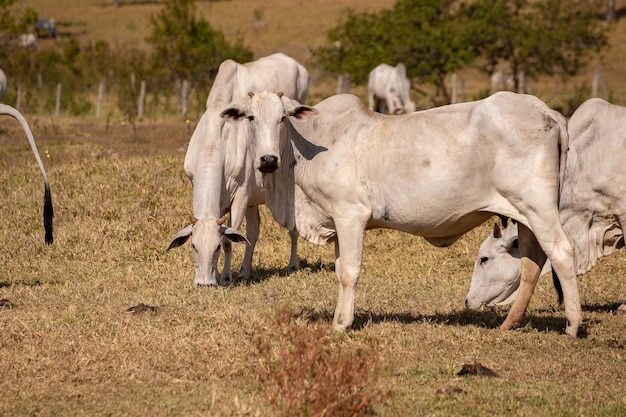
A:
[[295, 305, 601, 337], [235, 259, 333, 286]]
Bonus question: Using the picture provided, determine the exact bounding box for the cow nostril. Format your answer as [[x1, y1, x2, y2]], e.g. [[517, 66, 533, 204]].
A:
[[259, 155, 279, 173]]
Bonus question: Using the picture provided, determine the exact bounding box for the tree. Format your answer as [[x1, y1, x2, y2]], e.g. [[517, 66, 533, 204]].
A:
[[316, 0, 609, 105], [465, 0, 608, 92], [146, 0, 252, 94]]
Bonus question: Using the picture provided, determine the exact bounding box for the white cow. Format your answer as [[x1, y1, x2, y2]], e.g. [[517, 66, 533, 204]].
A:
[[0, 68, 7, 102], [467, 98, 626, 314], [206, 52, 309, 106], [367, 63, 416, 115], [168, 53, 308, 286], [467, 219, 557, 307], [220, 91, 583, 337], [1, 103, 53, 244]]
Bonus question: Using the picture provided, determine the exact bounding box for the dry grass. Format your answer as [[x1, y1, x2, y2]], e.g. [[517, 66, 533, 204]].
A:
[[0, 117, 624, 416]]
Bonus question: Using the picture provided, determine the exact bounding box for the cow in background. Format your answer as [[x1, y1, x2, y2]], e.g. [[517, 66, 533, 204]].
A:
[[466, 98, 626, 314], [220, 91, 583, 337], [0, 68, 7, 102], [1, 103, 54, 244], [168, 54, 309, 286], [367, 63, 416, 115]]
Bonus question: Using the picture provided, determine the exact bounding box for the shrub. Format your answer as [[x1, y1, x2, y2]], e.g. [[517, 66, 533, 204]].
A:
[[254, 306, 386, 417]]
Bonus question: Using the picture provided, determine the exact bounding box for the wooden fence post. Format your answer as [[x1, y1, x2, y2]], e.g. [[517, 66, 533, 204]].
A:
[[55, 83, 62, 117], [96, 82, 104, 118], [138, 80, 146, 119]]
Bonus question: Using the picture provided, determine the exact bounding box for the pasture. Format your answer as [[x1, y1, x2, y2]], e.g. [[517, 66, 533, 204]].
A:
[[0, 116, 624, 416]]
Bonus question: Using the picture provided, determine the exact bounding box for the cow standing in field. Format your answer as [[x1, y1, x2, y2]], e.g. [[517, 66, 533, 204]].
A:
[[167, 53, 309, 286], [220, 91, 583, 337], [367, 63, 416, 115], [1, 103, 53, 244], [466, 98, 626, 314]]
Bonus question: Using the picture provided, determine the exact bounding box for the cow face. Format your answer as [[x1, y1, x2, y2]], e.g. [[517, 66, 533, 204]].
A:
[[221, 91, 318, 175], [167, 218, 249, 287], [465, 221, 522, 308]]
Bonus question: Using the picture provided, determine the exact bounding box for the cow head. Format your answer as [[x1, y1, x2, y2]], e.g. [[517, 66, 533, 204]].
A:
[[465, 219, 522, 308], [167, 216, 250, 287], [220, 91, 318, 175]]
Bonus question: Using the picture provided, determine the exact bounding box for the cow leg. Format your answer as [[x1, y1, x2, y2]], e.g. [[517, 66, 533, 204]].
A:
[[238, 205, 260, 282], [512, 217, 582, 337], [287, 229, 299, 275], [385, 93, 396, 115], [367, 91, 376, 112], [220, 238, 234, 286], [332, 221, 365, 331], [501, 223, 546, 331]]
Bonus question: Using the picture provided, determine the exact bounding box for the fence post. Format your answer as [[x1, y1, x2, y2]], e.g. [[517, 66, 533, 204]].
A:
[[450, 72, 457, 104], [55, 83, 62, 117], [96, 82, 104, 118], [181, 79, 189, 117], [16, 83, 22, 110], [138, 80, 146, 119], [592, 67, 601, 98]]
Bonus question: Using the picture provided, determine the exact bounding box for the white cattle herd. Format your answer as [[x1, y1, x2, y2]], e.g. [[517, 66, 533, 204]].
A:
[[3, 55, 624, 338]]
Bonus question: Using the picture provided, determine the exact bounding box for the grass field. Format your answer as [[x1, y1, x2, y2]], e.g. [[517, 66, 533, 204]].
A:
[[1, 1, 626, 416]]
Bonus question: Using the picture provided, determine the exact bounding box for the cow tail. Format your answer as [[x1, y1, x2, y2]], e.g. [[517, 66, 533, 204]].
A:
[[0, 104, 54, 244]]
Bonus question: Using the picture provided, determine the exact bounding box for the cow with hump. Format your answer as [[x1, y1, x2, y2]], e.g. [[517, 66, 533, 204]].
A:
[[167, 53, 308, 286], [367, 63, 416, 115], [220, 90, 583, 337], [466, 98, 626, 314]]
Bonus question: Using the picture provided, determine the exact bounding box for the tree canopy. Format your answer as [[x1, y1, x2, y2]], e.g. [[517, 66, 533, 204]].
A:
[[315, 0, 609, 105], [146, 0, 252, 88]]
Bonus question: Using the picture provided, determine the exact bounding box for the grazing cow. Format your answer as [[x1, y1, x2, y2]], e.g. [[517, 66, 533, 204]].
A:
[[367, 63, 416, 115], [467, 98, 626, 314], [220, 91, 583, 337], [0, 68, 7, 102], [206, 52, 309, 106], [167, 53, 308, 286], [1, 104, 53, 244], [466, 219, 558, 308]]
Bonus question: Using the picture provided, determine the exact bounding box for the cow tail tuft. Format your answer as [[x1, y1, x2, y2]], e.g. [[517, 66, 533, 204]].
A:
[[44, 183, 54, 245]]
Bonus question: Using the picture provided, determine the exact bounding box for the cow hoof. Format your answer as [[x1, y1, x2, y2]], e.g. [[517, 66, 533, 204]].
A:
[[194, 282, 218, 288], [615, 304, 626, 315]]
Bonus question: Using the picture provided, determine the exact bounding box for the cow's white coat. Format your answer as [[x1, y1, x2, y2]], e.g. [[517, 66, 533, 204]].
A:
[[367, 63, 415, 115], [221, 91, 583, 337], [467, 98, 626, 313]]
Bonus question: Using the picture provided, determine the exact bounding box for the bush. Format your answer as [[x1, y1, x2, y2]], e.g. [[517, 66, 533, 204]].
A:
[[254, 306, 386, 417]]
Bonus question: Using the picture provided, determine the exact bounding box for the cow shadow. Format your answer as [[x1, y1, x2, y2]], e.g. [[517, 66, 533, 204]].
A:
[[235, 259, 333, 286], [295, 306, 591, 337]]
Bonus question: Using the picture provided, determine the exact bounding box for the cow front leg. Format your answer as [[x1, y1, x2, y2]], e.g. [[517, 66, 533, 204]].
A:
[[220, 238, 234, 286], [501, 223, 546, 331], [332, 221, 365, 331], [238, 205, 260, 282], [286, 229, 299, 275]]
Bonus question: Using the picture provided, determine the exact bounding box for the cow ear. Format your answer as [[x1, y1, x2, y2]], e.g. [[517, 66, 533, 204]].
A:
[[287, 105, 318, 120], [220, 106, 247, 123], [493, 222, 502, 239], [220, 226, 251, 245], [167, 224, 193, 251]]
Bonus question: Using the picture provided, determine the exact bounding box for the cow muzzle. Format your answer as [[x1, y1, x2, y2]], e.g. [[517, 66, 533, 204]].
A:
[[259, 155, 279, 173]]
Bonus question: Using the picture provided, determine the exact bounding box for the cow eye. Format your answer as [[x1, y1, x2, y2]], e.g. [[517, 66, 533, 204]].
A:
[[480, 256, 489, 265], [247, 115, 254, 122]]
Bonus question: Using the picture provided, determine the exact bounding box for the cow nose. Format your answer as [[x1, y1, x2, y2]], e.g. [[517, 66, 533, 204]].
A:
[[259, 155, 279, 173]]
